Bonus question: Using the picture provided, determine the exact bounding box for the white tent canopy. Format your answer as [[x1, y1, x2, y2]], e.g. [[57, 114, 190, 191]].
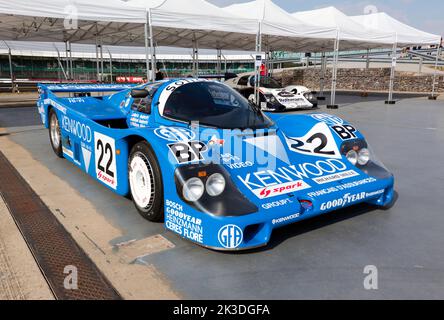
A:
[[127, 0, 260, 51], [0, 40, 254, 60], [0, 0, 148, 46], [222, 0, 338, 52], [350, 12, 441, 46], [292, 7, 395, 50]]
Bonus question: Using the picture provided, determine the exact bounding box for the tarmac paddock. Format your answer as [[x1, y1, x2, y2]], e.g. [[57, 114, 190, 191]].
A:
[[0, 92, 444, 299]]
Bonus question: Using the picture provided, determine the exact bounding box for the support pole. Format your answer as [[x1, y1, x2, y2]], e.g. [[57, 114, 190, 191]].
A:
[[254, 21, 262, 106], [429, 44, 441, 100], [418, 56, 423, 74], [148, 9, 156, 82], [100, 40, 104, 82], [362, 48, 370, 97], [327, 31, 340, 109], [144, 12, 151, 81], [108, 49, 113, 83], [95, 37, 100, 82], [68, 41, 73, 81], [4, 41, 15, 93], [54, 44, 68, 81], [318, 51, 326, 100], [385, 39, 398, 104], [216, 48, 222, 77], [65, 41, 70, 80]]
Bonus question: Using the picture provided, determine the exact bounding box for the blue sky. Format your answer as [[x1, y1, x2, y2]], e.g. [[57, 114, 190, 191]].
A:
[[208, 0, 444, 36]]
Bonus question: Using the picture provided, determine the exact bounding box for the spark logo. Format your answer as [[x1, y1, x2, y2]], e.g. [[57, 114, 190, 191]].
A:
[[253, 180, 310, 199]]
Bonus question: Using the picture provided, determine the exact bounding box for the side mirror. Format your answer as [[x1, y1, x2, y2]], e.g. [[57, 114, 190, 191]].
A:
[[131, 89, 149, 99]]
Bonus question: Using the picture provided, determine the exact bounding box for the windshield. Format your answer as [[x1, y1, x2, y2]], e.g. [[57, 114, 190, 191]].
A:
[[162, 82, 273, 129], [249, 76, 282, 89]]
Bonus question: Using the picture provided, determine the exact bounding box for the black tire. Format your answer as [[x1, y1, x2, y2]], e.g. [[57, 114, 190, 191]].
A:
[[128, 141, 164, 222], [48, 108, 63, 158]]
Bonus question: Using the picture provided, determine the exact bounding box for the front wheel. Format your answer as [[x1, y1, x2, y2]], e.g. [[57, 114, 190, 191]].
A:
[[48, 108, 63, 158], [128, 141, 164, 222]]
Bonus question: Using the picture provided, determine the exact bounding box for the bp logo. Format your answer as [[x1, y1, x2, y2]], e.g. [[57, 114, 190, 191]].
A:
[[218, 225, 243, 249], [154, 126, 195, 142]]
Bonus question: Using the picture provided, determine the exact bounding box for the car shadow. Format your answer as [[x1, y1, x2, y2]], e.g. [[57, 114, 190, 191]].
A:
[[228, 191, 399, 255]]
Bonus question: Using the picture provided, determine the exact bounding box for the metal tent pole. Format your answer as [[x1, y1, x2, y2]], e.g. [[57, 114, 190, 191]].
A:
[[100, 40, 104, 82], [144, 11, 151, 81], [327, 31, 340, 109], [362, 48, 370, 97], [95, 37, 100, 82], [318, 51, 326, 100], [385, 38, 398, 104], [65, 41, 70, 80], [148, 9, 156, 82], [54, 44, 68, 81], [68, 41, 73, 81], [4, 41, 15, 93], [216, 48, 222, 76], [254, 21, 262, 106], [429, 44, 441, 100], [107, 49, 113, 83]]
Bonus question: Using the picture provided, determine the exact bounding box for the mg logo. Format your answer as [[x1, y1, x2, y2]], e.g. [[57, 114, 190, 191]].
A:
[[218, 225, 243, 249]]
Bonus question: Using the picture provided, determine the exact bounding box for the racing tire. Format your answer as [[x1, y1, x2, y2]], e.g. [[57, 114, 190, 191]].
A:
[[128, 141, 164, 222], [48, 108, 63, 158]]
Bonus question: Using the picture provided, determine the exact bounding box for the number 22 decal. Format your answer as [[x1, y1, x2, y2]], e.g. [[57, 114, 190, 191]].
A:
[[96, 140, 115, 177], [94, 132, 118, 189], [284, 122, 341, 159]]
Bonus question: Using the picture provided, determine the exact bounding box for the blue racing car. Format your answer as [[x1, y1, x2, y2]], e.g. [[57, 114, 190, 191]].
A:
[[37, 79, 395, 251]]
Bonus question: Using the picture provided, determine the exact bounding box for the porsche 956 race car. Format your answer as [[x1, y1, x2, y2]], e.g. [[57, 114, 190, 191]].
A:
[[225, 74, 318, 111], [37, 79, 394, 251]]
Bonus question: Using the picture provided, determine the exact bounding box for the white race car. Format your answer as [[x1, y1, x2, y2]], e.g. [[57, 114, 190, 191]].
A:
[[225, 75, 318, 112]]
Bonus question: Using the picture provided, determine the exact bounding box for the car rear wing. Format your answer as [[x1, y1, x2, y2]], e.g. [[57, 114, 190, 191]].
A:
[[38, 83, 135, 94]]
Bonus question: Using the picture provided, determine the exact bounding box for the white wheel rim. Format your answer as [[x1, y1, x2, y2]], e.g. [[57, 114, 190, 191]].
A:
[[129, 153, 154, 209], [50, 113, 61, 148]]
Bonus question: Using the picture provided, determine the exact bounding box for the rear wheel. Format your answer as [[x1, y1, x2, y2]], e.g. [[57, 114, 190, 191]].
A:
[[128, 141, 164, 222], [48, 108, 63, 158]]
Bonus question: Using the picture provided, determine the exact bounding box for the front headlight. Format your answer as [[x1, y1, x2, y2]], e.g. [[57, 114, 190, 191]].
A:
[[206, 173, 226, 197], [358, 148, 370, 166], [183, 177, 204, 202], [346, 149, 358, 166]]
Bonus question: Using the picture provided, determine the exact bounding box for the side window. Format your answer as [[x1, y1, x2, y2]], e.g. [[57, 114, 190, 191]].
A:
[[237, 76, 250, 86], [132, 97, 152, 114]]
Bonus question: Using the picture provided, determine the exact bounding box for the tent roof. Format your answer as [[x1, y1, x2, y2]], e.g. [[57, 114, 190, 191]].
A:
[[222, 0, 338, 52], [126, 0, 261, 51], [292, 6, 395, 49], [350, 12, 441, 46], [0, 40, 254, 60]]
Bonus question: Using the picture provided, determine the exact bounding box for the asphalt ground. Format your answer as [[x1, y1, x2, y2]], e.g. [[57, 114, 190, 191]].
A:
[[1, 93, 444, 299]]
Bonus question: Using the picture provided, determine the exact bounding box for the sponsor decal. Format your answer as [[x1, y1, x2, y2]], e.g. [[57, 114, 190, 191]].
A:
[[272, 213, 300, 225], [165, 200, 203, 244], [307, 178, 377, 198], [284, 122, 341, 159], [61, 115, 92, 143], [262, 198, 293, 210], [218, 225, 243, 249], [277, 91, 294, 98], [94, 132, 117, 190], [331, 124, 357, 140], [81, 146, 92, 172], [312, 169, 359, 184], [62, 146, 73, 158], [221, 154, 254, 170], [168, 141, 207, 164], [238, 159, 351, 198], [312, 114, 344, 125], [129, 112, 149, 128], [44, 99, 67, 114], [155, 126, 195, 142], [320, 190, 385, 211], [67, 97, 85, 103]]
